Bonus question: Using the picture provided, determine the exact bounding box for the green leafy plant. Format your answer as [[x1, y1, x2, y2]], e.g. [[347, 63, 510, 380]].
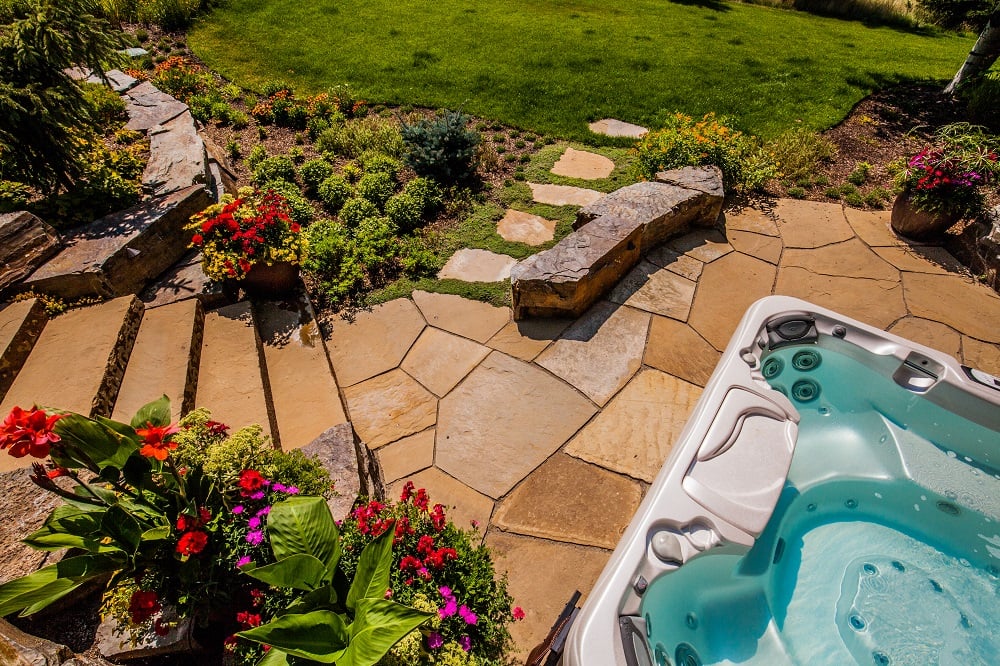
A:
[[301, 158, 335, 193], [316, 116, 404, 158], [401, 111, 481, 184], [252, 155, 297, 187], [385, 193, 423, 232], [847, 161, 873, 185], [318, 175, 354, 214], [356, 172, 397, 209], [235, 496, 434, 665], [340, 197, 381, 228], [768, 128, 837, 184]]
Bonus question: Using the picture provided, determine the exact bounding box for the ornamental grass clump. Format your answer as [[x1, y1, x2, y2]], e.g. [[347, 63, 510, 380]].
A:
[[631, 112, 776, 191], [187, 187, 307, 280], [892, 123, 1000, 218]]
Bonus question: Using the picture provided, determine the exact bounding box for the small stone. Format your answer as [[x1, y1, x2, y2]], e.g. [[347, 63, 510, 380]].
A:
[[343, 369, 438, 449], [528, 182, 603, 207], [608, 261, 696, 321], [400, 327, 490, 397], [121, 47, 149, 58], [410, 291, 509, 343], [550, 147, 615, 180], [77, 67, 139, 93], [644, 316, 721, 386], [377, 430, 435, 484], [496, 209, 557, 245], [0, 211, 62, 292], [124, 81, 188, 132], [387, 467, 494, 532], [486, 317, 571, 361], [325, 298, 426, 387], [536, 301, 649, 406], [437, 248, 517, 282], [588, 118, 648, 138]]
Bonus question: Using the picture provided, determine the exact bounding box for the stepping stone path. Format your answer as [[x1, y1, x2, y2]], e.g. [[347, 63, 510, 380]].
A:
[[550, 147, 615, 180], [588, 118, 649, 139], [527, 182, 603, 207], [437, 248, 517, 282], [496, 209, 557, 246]]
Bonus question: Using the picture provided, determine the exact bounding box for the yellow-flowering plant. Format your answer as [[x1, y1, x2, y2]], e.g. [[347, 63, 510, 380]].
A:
[[187, 187, 307, 280]]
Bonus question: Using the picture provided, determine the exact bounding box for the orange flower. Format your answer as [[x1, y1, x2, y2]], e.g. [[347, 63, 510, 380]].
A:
[[136, 422, 180, 461]]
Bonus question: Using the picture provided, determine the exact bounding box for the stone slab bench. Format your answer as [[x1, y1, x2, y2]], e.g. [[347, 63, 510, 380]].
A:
[[511, 166, 723, 319]]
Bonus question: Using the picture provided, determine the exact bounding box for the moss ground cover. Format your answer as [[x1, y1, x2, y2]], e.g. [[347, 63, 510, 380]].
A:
[[189, 0, 973, 141]]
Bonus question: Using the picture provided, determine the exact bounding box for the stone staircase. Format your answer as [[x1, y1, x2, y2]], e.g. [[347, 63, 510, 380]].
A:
[[0, 292, 351, 472]]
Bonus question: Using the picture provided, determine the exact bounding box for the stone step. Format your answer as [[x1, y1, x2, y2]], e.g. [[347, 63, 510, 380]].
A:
[[112, 299, 204, 424], [0, 299, 48, 403], [254, 298, 347, 451], [0, 296, 144, 471], [195, 302, 274, 440]]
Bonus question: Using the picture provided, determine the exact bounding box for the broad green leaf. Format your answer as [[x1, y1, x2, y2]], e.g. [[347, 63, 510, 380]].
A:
[[72, 483, 117, 505], [343, 598, 434, 666], [130, 395, 172, 429], [346, 529, 392, 613], [256, 648, 290, 666], [267, 497, 340, 573], [140, 526, 170, 542], [285, 585, 336, 614], [21, 531, 117, 553], [238, 610, 349, 664], [244, 554, 328, 592], [0, 554, 119, 617], [95, 415, 138, 440], [121, 454, 152, 489], [100, 505, 142, 554], [54, 414, 136, 471]]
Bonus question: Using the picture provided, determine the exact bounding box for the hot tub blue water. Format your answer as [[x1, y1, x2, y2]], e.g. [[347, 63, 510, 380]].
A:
[[639, 341, 1000, 666]]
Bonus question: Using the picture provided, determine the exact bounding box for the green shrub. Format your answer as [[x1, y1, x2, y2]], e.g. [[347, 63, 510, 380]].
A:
[[632, 112, 776, 191], [768, 128, 837, 183], [359, 151, 403, 179], [341, 161, 363, 183], [81, 82, 127, 130], [847, 161, 873, 185], [261, 80, 292, 97], [356, 171, 396, 209], [0, 180, 31, 213], [339, 196, 380, 228], [787, 186, 807, 198], [303, 217, 401, 303], [300, 158, 334, 192], [843, 191, 865, 208], [317, 174, 353, 213], [402, 176, 444, 216], [914, 0, 993, 29], [251, 155, 297, 186], [287, 146, 305, 164], [964, 71, 1000, 130], [225, 139, 240, 160], [401, 110, 481, 183], [385, 192, 423, 232], [315, 116, 403, 158], [257, 179, 314, 225], [246, 144, 268, 171]]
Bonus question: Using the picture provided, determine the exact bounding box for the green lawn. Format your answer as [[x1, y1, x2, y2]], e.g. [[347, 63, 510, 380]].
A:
[[189, 0, 973, 140]]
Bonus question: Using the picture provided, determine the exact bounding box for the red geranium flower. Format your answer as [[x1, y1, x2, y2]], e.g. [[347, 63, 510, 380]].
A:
[[512, 606, 525, 621], [239, 469, 267, 496], [176, 530, 209, 556], [136, 422, 180, 461], [0, 406, 65, 459], [191, 233, 203, 246], [128, 589, 161, 624], [430, 504, 447, 532]]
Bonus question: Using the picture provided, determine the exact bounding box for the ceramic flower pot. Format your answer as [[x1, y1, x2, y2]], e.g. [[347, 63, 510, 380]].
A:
[[231, 261, 300, 299], [890, 190, 961, 241]]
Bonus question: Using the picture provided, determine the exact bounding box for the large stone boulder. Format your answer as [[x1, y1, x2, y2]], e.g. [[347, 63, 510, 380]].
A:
[[21, 185, 212, 301], [512, 166, 723, 319], [142, 111, 210, 198], [123, 81, 188, 132], [299, 422, 384, 522], [0, 618, 114, 665], [0, 211, 62, 293]]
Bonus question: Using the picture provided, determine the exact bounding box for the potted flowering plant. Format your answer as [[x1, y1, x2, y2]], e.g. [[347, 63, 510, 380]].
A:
[[891, 123, 1000, 240], [187, 187, 307, 297]]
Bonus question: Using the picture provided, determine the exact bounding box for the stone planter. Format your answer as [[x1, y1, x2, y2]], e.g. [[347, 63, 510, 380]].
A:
[[225, 261, 300, 300], [890, 191, 961, 241]]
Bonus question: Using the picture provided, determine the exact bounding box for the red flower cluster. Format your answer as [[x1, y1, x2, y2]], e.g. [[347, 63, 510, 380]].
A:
[[176, 530, 209, 556], [136, 422, 180, 461], [238, 469, 267, 497], [352, 500, 394, 537], [0, 406, 65, 459], [431, 503, 446, 532], [403, 533, 456, 572], [394, 515, 415, 544], [128, 589, 161, 624], [176, 507, 211, 532]]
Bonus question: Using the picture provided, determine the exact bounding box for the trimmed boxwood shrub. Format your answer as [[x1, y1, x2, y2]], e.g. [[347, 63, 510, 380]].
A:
[[317, 175, 353, 214], [339, 196, 380, 228], [356, 171, 396, 209], [300, 158, 334, 193], [251, 155, 297, 186]]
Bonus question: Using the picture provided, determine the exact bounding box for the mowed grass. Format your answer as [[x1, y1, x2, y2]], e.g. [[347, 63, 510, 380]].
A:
[[189, 0, 973, 139]]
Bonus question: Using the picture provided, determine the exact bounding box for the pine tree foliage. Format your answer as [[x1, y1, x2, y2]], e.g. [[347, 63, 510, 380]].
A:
[[400, 110, 480, 184]]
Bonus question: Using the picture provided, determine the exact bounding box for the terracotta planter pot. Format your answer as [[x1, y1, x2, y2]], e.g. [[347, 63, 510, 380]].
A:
[[225, 261, 300, 300], [890, 191, 961, 241]]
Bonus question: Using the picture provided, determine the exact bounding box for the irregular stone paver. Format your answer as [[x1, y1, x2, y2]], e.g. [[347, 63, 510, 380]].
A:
[[486, 318, 571, 361], [843, 207, 902, 248], [486, 532, 610, 662], [401, 327, 490, 397], [0, 297, 142, 455], [388, 467, 494, 531], [727, 230, 783, 264], [528, 182, 602, 207], [437, 351, 596, 498], [902, 273, 1000, 343], [781, 238, 899, 282], [566, 369, 702, 482], [669, 229, 733, 263], [962, 337, 1000, 376], [688, 252, 776, 351], [643, 316, 721, 386], [588, 118, 648, 138], [0, 299, 47, 401], [343, 369, 437, 449], [437, 248, 516, 282], [494, 454, 642, 549], [888, 317, 961, 359], [724, 208, 780, 236], [873, 246, 951, 274], [143, 111, 210, 198], [112, 298, 199, 423], [496, 209, 557, 246], [646, 246, 704, 281], [773, 199, 854, 248], [124, 81, 188, 132], [376, 429, 435, 484], [775, 267, 906, 330], [255, 299, 347, 450], [196, 302, 271, 438], [410, 291, 510, 343], [608, 260, 696, 321], [550, 147, 615, 180], [325, 299, 425, 387], [536, 302, 649, 406]]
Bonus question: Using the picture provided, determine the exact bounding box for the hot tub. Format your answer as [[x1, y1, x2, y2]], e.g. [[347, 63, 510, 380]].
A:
[[562, 296, 1000, 666]]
